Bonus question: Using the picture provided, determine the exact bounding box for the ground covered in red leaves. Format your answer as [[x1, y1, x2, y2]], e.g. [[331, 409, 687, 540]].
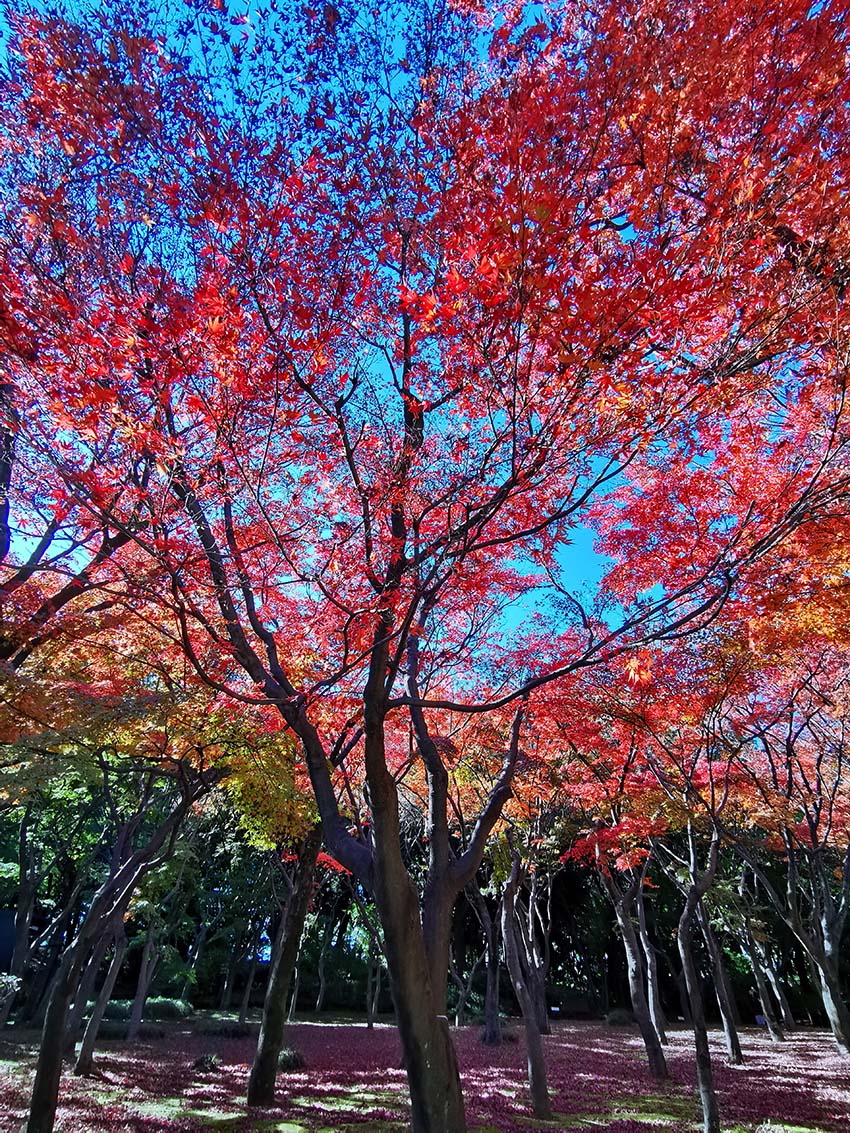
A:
[[1, 1020, 848, 1132]]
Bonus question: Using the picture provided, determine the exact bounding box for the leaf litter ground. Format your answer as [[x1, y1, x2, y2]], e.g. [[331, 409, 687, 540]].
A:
[[1, 1021, 848, 1132]]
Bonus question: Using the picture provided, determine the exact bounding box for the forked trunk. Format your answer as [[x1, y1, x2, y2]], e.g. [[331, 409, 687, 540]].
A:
[[613, 895, 668, 1080], [743, 924, 783, 1042], [502, 860, 552, 1121], [763, 959, 795, 1032], [75, 927, 127, 1076], [697, 907, 742, 1064]]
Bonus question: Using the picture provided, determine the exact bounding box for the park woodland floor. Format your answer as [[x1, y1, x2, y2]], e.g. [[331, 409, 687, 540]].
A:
[[0, 1017, 848, 1133]]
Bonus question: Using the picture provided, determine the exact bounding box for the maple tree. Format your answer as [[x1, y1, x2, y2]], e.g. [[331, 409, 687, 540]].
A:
[[2, 0, 850, 1130]]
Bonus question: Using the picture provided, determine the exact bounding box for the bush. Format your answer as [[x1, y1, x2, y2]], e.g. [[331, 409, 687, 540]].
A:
[[278, 1046, 305, 1071], [605, 1007, 635, 1026], [192, 1053, 221, 1072], [147, 997, 194, 1020], [100, 997, 193, 1022]]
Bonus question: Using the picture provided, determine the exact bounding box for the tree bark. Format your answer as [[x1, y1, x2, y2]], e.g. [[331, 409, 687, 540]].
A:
[[62, 934, 109, 1059], [815, 958, 850, 1053], [126, 921, 159, 1042], [219, 933, 243, 1011], [180, 922, 208, 1003], [239, 932, 261, 1024], [502, 857, 552, 1121], [697, 906, 743, 1064], [636, 870, 667, 1044], [742, 922, 783, 1041], [75, 926, 127, 1076], [599, 866, 667, 1080], [763, 955, 795, 1032], [609, 882, 668, 1080], [468, 883, 501, 1045], [679, 896, 721, 1133], [25, 786, 199, 1133], [247, 824, 321, 1107]]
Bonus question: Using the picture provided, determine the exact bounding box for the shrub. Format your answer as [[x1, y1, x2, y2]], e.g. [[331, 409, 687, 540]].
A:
[[100, 997, 192, 1022], [605, 1007, 635, 1026], [278, 1046, 305, 1071], [192, 1053, 221, 1072]]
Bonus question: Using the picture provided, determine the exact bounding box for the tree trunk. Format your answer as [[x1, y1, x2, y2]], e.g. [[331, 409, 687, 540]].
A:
[[247, 824, 322, 1107], [0, 836, 38, 1028], [814, 957, 850, 1053], [314, 917, 333, 1013], [367, 956, 382, 1027], [239, 946, 260, 1024], [679, 897, 720, 1133], [743, 924, 783, 1042], [362, 689, 466, 1133], [612, 891, 668, 1080], [126, 922, 159, 1043], [25, 788, 198, 1133], [219, 935, 242, 1011], [75, 927, 127, 1076], [635, 878, 667, 1044], [763, 957, 795, 1032], [180, 923, 208, 1003], [697, 907, 743, 1064], [502, 859, 552, 1121], [468, 883, 501, 1045], [25, 944, 88, 1133], [287, 956, 300, 1022], [63, 934, 109, 1060]]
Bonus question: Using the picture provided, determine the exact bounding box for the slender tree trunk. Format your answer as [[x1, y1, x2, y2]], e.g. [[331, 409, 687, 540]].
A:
[[367, 957, 382, 1026], [697, 907, 743, 1064], [314, 918, 333, 1013], [180, 923, 208, 1003], [287, 955, 300, 1022], [63, 935, 109, 1059], [635, 878, 667, 1044], [126, 922, 159, 1043], [219, 936, 242, 1011], [679, 897, 721, 1133], [25, 945, 88, 1133], [612, 892, 668, 1080], [239, 945, 260, 1024], [75, 927, 127, 1076], [502, 859, 552, 1121], [25, 788, 199, 1133], [763, 957, 795, 1032], [0, 849, 38, 1027], [814, 958, 850, 1053], [247, 824, 321, 1107], [743, 924, 783, 1042], [468, 884, 501, 1045], [450, 947, 482, 1029]]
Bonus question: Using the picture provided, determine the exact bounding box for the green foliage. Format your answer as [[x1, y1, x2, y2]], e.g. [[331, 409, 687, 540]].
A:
[[278, 1047, 306, 1071], [191, 1053, 221, 1072], [102, 997, 193, 1022], [219, 728, 315, 849]]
